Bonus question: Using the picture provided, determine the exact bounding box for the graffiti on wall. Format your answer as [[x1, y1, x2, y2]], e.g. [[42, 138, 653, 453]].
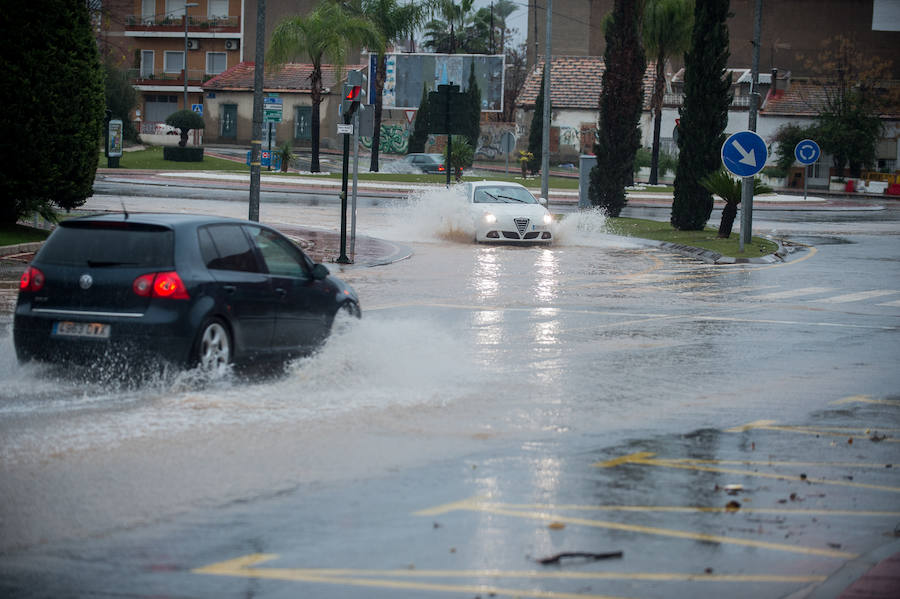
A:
[[473, 124, 517, 160], [361, 123, 409, 154]]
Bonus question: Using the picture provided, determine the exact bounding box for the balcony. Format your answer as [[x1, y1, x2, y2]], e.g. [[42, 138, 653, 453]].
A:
[[663, 93, 753, 108], [127, 68, 219, 86], [125, 14, 240, 33]]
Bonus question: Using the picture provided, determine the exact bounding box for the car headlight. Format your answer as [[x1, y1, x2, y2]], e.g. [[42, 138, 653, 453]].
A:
[[484, 212, 497, 224], [543, 213, 553, 225]]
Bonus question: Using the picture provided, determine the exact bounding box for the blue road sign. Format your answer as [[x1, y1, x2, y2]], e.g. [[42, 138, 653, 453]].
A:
[[191, 104, 203, 115], [794, 139, 821, 165], [721, 130, 768, 177]]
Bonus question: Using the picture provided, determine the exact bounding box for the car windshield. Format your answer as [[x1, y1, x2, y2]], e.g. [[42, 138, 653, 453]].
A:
[[37, 222, 174, 268], [473, 186, 538, 204]]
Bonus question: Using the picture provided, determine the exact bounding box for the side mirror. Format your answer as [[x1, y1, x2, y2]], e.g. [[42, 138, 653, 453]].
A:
[[538, 197, 548, 207], [312, 263, 330, 280]]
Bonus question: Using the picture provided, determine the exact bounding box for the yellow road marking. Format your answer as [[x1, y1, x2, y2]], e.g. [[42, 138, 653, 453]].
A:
[[725, 420, 899, 441], [481, 503, 900, 518], [450, 504, 856, 558], [194, 554, 828, 586], [832, 395, 900, 406], [594, 453, 900, 494], [195, 554, 634, 599]]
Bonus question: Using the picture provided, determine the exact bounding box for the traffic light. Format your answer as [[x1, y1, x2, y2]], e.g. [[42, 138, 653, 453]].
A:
[[340, 70, 367, 118]]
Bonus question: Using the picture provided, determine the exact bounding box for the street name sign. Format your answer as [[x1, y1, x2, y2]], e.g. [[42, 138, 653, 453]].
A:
[[263, 96, 283, 124], [721, 130, 768, 177], [794, 139, 821, 165]]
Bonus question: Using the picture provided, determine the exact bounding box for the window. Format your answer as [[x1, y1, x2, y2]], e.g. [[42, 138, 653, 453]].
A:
[[164, 51, 184, 74], [200, 225, 261, 273], [166, 0, 186, 19], [206, 52, 227, 76], [246, 227, 309, 278], [208, 0, 228, 18], [295, 106, 311, 141], [140, 50, 154, 78], [141, 0, 156, 24]]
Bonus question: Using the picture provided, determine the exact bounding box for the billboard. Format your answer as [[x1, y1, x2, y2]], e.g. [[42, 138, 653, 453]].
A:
[[368, 53, 505, 112]]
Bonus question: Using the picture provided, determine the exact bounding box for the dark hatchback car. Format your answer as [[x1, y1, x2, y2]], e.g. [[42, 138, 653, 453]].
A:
[[14, 213, 360, 374], [399, 153, 447, 175]]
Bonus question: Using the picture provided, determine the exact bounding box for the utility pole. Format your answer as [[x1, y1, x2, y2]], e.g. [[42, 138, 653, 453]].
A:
[[248, 0, 266, 222], [740, 0, 762, 251], [540, 0, 551, 206]]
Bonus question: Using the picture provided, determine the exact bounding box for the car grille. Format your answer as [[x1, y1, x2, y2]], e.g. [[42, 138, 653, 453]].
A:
[[514, 218, 530, 236], [502, 231, 521, 239], [523, 231, 540, 239]]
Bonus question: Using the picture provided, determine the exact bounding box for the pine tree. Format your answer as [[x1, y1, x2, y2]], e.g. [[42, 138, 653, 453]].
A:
[[670, 0, 732, 230], [464, 64, 482, 154], [589, 0, 646, 217], [408, 84, 431, 153], [526, 74, 545, 174], [0, 0, 105, 223]]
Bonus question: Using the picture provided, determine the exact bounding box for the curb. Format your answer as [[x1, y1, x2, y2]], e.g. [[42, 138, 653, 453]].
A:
[[782, 539, 900, 599], [0, 242, 43, 258], [652, 237, 785, 265]]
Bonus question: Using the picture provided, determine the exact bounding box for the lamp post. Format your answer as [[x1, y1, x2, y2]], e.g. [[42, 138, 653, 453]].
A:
[[184, 2, 199, 109]]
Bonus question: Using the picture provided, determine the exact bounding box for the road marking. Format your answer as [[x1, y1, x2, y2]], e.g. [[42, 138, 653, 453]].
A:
[[725, 420, 900, 441], [470, 502, 900, 518], [750, 287, 835, 300], [831, 395, 900, 407], [813, 290, 898, 304], [193, 554, 828, 588], [878, 299, 900, 307], [195, 554, 635, 599], [416, 501, 856, 559], [595, 452, 900, 493]]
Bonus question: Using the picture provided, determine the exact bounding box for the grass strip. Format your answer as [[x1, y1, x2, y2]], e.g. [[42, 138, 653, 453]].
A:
[[607, 216, 778, 258]]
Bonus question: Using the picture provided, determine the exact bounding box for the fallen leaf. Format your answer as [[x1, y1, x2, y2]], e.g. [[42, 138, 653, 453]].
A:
[[725, 500, 741, 511], [548, 522, 566, 530], [848, 438, 854, 445]]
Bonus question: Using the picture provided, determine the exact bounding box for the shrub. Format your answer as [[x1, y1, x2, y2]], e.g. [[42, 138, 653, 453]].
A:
[[163, 146, 204, 162]]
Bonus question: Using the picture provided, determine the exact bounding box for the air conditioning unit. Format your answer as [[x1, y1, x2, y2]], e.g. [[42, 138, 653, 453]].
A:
[[187, 39, 199, 50], [224, 39, 239, 51]]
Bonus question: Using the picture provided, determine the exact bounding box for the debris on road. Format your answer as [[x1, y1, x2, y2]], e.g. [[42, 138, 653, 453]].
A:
[[537, 551, 624, 565]]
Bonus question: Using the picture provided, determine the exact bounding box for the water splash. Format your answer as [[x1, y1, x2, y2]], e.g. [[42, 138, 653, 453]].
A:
[[380, 184, 475, 243], [554, 207, 642, 248]]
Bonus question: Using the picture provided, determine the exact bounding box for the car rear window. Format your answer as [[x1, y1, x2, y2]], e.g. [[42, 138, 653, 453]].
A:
[[37, 221, 174, 267]]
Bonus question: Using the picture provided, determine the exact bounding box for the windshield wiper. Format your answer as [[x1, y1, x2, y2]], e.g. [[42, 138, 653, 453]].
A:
[[495, 194, 528, 203], [87, 260, 140, 267]]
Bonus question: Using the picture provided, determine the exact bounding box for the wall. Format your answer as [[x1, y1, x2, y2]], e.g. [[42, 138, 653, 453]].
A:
[[202, 90, 335, 146]]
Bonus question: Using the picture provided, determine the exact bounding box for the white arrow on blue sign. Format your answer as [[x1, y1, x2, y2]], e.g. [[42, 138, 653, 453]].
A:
[[721, 130, 768, 177], [794, 139, 821, 165]]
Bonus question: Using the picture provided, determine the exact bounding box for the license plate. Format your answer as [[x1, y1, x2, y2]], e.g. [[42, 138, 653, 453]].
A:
[[53, 321, 111, 339]]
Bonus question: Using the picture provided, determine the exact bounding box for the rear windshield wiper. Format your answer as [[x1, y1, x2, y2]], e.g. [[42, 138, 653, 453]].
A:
[[86, 260, 140, 267]]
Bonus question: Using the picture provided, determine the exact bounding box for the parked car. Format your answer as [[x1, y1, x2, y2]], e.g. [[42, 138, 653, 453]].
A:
[[14, 213, 360, 375], [464, 181, 554, 243], [397, 153, 447, 175]]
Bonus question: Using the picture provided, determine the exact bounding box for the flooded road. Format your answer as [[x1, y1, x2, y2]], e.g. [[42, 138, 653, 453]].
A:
[[1, 187, 899, 598]]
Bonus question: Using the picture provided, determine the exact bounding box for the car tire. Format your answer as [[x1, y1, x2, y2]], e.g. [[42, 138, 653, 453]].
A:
[[193, 318, 232, 376], [340, 301, 361, 319]]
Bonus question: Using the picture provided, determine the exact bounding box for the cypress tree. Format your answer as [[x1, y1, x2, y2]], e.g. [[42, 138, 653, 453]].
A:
[[670, 0, 732, 230], [0, 0, 104, 223], [464, 64, 482, 154], [408, 84, 431, 153], [589, 0, 646, 217], [526, 74, 545, 174]]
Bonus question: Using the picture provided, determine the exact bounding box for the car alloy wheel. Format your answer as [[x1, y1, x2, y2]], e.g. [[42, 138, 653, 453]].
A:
[[196, 319, 231, 376]]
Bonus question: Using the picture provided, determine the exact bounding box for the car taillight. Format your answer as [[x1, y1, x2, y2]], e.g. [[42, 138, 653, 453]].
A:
[[20, 266, 45, 292], [133, 271, 189, 300], [438, 165, 446, 171]]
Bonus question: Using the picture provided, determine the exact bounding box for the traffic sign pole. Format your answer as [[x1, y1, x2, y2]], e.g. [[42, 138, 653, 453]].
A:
[[721, 130, 768, 252]]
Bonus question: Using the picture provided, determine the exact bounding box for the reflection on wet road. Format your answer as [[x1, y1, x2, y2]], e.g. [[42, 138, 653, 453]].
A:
[[1, 188, 898, 598]]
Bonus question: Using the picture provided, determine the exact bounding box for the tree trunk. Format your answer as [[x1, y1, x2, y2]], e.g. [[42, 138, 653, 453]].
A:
[[369, 55, 386, 172], [310, 71, 322, 173], [718, 201, 738, 238], [648, 55, 666, 185]]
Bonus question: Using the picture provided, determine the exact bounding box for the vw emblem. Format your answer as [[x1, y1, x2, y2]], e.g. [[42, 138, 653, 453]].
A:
[[79, 274, 93, 290]]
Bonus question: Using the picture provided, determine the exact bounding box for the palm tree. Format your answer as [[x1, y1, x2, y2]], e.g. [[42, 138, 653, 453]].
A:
[[268, 1, 383, 172], [700, 168, 772, 238], [347, 0, 429, 172], [432, 0, 474, 54], [642, 0, 693, 185], [491, 0, 518, 55]]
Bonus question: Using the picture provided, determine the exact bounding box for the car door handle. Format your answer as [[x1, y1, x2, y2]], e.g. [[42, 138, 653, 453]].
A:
[[223, 285, 236, 295], [275, 288, 287, 297]]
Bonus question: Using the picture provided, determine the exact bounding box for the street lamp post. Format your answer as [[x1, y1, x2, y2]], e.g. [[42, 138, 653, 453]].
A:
[[184, 2, 199, 109]]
